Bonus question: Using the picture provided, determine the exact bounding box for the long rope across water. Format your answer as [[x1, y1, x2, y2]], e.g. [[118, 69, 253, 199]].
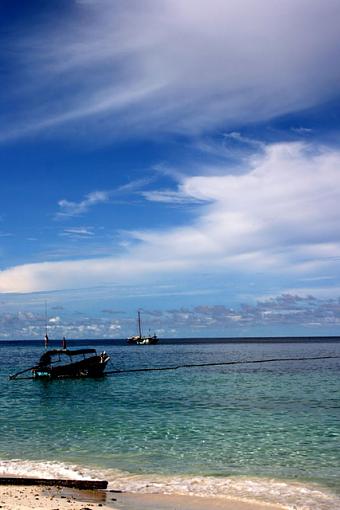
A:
[[9, 355, 340, 380], [105, 355, 340, 376]]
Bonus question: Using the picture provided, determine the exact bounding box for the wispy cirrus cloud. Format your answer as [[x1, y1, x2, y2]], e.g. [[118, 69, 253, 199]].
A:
[[222, 132, 265, 149], [0, 142, 340, 293], [2, 0, 340, 142], [56, 191, 110, 218], [56, 178, 155, 219], [142, 189, 206, 205], [61, 227, 95, 237], [291, 127, 314, 135]]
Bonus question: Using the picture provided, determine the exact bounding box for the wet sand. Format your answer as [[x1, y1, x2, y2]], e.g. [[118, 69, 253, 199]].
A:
[[109, 491, 288, 510], [0, 485, 288, 510]]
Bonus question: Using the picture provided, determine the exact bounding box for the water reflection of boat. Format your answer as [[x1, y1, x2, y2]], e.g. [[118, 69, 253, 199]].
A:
[[127, 311, 159, 345]]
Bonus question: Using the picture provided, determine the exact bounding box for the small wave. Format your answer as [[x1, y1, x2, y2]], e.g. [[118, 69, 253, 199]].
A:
[[0, 459, 96, 481], [102, 472, 340, 510], [1, 459, 339, 510]]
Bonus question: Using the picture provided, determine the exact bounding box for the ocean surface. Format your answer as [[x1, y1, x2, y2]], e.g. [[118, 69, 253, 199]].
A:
[[0, 339, 339, 509]]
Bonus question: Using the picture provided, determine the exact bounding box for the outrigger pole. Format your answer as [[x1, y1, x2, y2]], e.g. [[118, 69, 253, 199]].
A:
[[9, 365, 38, 380]]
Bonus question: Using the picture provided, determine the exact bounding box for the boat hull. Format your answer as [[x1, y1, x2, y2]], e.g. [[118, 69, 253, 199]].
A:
[[127, 336, 159, 345], [32, 355, 110, 379]]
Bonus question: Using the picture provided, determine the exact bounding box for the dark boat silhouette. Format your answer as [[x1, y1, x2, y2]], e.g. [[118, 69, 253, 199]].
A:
[[10, 336, 110, 380], [32, 348, 110, 379]]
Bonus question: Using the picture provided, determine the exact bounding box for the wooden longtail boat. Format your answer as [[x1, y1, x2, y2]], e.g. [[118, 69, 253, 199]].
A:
[[32, 348, 110, 379], [10, 347, 110, 380]]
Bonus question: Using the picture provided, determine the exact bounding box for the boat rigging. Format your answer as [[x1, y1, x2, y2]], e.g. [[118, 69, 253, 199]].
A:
[[127, 310, 159, 345]]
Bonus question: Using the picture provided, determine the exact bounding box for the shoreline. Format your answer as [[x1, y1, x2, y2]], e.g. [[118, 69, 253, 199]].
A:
[[1, 459, 340, 510], [0, 485, 289, 510]]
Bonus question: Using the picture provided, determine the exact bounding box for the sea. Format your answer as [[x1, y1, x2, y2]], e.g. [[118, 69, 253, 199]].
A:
[[0, 338, 339, 510]]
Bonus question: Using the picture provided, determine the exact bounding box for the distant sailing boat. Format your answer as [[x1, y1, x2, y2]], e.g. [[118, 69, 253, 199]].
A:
[[127, 311, 159, 345]]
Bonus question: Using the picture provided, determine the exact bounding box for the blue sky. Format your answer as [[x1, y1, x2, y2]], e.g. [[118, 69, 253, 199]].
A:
[[1, 0, 340, 339]]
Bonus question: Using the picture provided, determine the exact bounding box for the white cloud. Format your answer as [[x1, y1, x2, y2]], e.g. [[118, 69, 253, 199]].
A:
[[291, 127, 313, 135], [142, 189, 205, 204], [109, 323, 121, 331], [222, 132, 264, 149], [0, 309, 125, 339], [56, 190, 110, 218], [3, 291, 340, 338], [62, 227, 95, 237], [159, 295, 340, 329], [48, 316, 61, 324], [2, 0, 340, 140], [56, 179, 154, 219], [0, 142, 340, 293]]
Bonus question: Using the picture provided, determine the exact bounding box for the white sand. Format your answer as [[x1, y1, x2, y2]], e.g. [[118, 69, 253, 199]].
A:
[[0, 485, 113, 510]]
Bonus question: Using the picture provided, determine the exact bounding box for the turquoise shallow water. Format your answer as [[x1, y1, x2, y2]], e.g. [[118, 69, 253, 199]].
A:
[[0, 340, 340, 508]]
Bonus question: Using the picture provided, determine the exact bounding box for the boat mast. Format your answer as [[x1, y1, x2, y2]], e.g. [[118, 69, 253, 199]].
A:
[[138, 310, 142, 338], [44, 300, 49, 349]]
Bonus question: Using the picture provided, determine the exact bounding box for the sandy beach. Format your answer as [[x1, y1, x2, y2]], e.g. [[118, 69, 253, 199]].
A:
[[0, 485, 289, 510], [0, 485, 111, 510]]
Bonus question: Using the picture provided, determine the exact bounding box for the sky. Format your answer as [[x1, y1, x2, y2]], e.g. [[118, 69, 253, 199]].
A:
[[1, 0, 340, 339]]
